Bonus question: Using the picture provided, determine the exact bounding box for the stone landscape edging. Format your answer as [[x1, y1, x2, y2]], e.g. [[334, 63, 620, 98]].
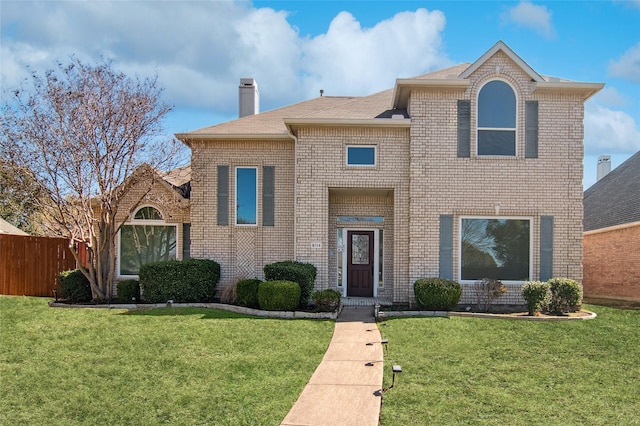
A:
[[48, 301, 341, 320], [378, 309, 597, 321]]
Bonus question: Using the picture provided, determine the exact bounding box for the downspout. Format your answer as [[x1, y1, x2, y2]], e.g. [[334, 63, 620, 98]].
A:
[[287, 126, 299, 260]]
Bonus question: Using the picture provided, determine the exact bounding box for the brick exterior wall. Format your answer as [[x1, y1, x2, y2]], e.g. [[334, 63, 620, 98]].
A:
[[187, 49, 588, 306], [189, 139, 295, 291], [407, 51, 585, 306], [583, 223, 640, 302]]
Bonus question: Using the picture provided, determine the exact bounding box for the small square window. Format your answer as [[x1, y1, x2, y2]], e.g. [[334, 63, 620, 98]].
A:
[[346, 146, 376, 166]]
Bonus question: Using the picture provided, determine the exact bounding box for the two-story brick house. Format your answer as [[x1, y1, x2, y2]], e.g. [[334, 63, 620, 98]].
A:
[[123, 41, 602, 306]]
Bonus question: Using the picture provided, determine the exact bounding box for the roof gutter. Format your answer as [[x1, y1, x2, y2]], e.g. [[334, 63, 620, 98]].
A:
[[532, 82, 605, 101], [392, 79, 470, 109], [284, 117, 411, 136]]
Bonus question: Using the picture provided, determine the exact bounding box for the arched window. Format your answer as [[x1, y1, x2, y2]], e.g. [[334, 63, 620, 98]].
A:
[[134, 206, 163, 221], [118, 205, 177, 276], [477, 80, 516, 156]]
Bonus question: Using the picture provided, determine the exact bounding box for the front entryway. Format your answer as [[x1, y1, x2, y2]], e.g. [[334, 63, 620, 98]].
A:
[[346, 231, 374, 297]]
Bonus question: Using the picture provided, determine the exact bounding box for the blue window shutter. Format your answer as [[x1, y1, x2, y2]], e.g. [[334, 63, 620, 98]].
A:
[[540, 216, 553, 281], [525, 101, 539, 158], [457, 100, 471, 158], [262, 166, 275, 226], [439, 215, 454, 279], [182, 223, 191, 260], [217, 165, 229, 226]]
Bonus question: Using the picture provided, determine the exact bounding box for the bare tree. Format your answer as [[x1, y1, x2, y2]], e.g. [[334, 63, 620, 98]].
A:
[[1, 57, 183, 300]]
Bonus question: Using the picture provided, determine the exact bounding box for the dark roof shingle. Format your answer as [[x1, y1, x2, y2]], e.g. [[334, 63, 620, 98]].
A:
[[583, 151, 640, 231]]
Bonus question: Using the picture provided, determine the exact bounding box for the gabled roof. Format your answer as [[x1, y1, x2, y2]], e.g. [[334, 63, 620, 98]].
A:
[[176, 41, 603, 143], [584, 151, 640, 231], [459, 40, 544, 81], [0, 217, 28, 235]]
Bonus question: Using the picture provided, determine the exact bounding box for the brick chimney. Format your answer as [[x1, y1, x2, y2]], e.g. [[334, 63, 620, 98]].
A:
[[239, 78, 259, 118]]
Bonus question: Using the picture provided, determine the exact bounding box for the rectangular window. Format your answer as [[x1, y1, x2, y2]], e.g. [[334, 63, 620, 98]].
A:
[[236, 167, 257, 225], [460, 217, 531, 282], [119, 225, 177, 276], [346, 146, 376, 166], [477, 130, 516, 156]]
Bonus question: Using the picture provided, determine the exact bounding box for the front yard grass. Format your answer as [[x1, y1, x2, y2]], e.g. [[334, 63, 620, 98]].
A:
[[0, 296, 334, 425], [379, 305, 640, 425]]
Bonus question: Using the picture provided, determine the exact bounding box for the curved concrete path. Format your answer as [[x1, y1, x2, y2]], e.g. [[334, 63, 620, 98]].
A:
[[281, 306, 384, 426]]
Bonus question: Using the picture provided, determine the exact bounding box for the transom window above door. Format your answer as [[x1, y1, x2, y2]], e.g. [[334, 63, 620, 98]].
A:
[[346, 145, 376, 166], [477, 80, 516, 156]]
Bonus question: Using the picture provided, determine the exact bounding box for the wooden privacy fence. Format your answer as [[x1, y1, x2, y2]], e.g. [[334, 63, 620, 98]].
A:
[[0, 234, 77, 297]]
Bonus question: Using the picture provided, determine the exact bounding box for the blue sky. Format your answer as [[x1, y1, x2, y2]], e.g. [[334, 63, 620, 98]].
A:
[[2, 0, 639, 188]]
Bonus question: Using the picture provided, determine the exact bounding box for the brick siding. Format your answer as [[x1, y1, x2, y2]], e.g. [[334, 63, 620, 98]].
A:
[[583, 224, 640, 302]]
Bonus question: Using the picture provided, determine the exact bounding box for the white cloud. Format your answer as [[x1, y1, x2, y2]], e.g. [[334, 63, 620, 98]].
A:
[[595, 87, 629, 108], [584, 101, 640, 155], [502, 1, 556, 39], [1, 2, 449, 118], [608, 42, 640, 83], [300, 9, 449, 98]]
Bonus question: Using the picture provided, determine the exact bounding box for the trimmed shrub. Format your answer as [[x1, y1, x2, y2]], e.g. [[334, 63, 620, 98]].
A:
[[236, 279, 262, 308], [413, 277, 462, 311], [521, 281, 551, 315], [139, 259, 220, 303], [548, 278, 583, 314], [58, 269, 92, 303], [117, 279, 140, 302], [263, 261, 316, 307], [258, 280, 301, 311], [312, 289, 342, 312]]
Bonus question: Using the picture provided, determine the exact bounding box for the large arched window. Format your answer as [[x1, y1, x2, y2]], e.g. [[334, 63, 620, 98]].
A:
[[118, 206, 177, 276], [477, 80, 516, 156]]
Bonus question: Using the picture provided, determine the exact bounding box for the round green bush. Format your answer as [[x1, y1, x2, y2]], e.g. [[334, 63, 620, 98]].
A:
[[58, 269, 92, 303], [117, 279, 140, 302], [521, 281, 551, 315], [548, 278, 583, 313], [312, 289, 342, 312], [236, 279, 262, 308], [263, 261, 316, 308], [413, 277, 462, 311], [258, 280, 301, 311]]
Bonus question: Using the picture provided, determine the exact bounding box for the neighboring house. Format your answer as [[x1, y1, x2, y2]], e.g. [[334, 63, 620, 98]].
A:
[[583, 151, 640, 302], [0, 217, 29, 236], [121, 41, 602, 307]]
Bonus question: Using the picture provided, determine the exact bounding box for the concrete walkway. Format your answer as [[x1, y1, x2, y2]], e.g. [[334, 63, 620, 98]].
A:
[[281, 306, 384, 426]]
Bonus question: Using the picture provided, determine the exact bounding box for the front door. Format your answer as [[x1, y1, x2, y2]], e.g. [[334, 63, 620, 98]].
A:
[[347, 231, 374, 297]]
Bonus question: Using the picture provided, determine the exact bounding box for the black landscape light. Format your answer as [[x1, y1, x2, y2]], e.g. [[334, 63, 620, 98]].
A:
[[52, 289, 58, 302], [366, 339, 389, 354], [382, 365, 402, 393]]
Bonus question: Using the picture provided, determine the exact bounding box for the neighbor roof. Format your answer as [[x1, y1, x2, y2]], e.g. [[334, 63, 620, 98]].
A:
[[0, 217, 28, 235], [584, 151, 640, 231]]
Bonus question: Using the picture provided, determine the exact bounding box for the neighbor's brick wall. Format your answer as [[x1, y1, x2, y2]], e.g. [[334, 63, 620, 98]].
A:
[[189, 139, 295, 291], [583, 224, 640, 302], [408, 50, 585, 305]]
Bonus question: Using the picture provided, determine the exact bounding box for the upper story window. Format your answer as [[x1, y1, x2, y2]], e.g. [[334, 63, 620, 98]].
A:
[[346, 146, 376, 166], [235, 167, 257, 225], [477, 80, 516, 156]]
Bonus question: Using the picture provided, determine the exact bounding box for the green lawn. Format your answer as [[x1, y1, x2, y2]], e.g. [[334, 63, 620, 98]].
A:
[[0, 296, 334, 426], [379, 305, 640, 425]]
